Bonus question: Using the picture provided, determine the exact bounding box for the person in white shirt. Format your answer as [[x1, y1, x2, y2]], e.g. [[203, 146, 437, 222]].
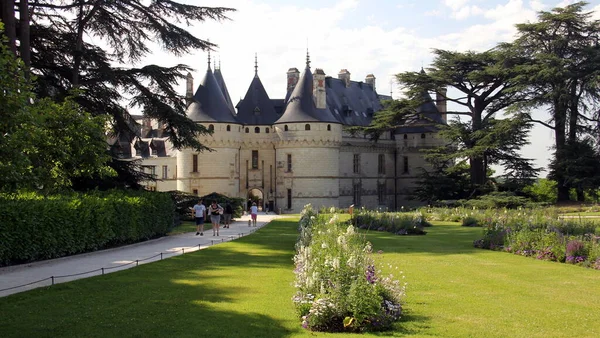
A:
[[192, 199, 206, 236], [250, 202, 258, 227]]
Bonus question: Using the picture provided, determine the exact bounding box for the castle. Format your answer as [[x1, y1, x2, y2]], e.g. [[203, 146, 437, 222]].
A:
[[125, 54, 446, 213]]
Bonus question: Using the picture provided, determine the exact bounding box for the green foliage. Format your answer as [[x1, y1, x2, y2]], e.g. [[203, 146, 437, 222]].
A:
[[1, 24, 112, 193], [0, 190, 174, 266], [459, 192, 535, 209], [523, 179, 558, 203], [511, 2, 600, 201]]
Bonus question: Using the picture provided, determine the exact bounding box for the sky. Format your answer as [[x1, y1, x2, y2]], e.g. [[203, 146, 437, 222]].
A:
[[138, 0, 600, 177]]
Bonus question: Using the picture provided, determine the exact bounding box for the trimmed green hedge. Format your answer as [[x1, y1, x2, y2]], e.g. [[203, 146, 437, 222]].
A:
[[0, 190, 174, 266]]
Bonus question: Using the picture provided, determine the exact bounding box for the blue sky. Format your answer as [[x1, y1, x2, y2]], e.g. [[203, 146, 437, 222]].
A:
[[139, 0, 600, 176]]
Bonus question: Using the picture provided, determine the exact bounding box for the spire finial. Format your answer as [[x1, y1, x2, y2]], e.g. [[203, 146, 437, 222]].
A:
[[213, 57, 216, 70], [219, 56, 221, 70], [254, 53, 258, 76], [208, 50, 211, 70], [306, 48, 311, 69], [207, 39, 211, 70]]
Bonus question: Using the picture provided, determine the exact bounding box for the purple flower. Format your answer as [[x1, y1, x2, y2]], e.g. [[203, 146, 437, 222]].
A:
[[366, 265, 377, 284]]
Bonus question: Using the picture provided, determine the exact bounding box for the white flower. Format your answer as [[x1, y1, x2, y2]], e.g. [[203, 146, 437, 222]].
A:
[[321, 242, 328, 249], [346, 224, 355, 234], [332, 257, 340, 270], [330, 206, 336, 213]]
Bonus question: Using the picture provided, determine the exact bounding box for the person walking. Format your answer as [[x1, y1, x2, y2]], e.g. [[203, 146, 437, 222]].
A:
[[192, 199, 206, 236], [208, 200, 224, 236], [250, 202, 258, 227], [223, 201, 233, 228]]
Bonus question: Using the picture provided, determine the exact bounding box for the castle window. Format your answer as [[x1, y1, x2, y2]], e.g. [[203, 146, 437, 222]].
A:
[[287, 189, 292, 209], [403, 156, 409, 174], [245, 127, 249, 133], [162, 165, 168, 179], [327, 124, 331, 131], [192, 154, 198, 173], [208, 124, 214, 132], [287, 154, 292, 172], [378, 154, 385, 175], [193, 189, 198, 195], [255, 127, 260, 134], [266, 128, 270, 133], [226, 125, 231, 131], [421, 133, 426, 139], [151, 147, 157, 156], [353, 154, 360, 174], [305, 124, 310, 131], [403, 134, 408, 139], [252, 150, 259, 169], [284, 125, 289, 131]]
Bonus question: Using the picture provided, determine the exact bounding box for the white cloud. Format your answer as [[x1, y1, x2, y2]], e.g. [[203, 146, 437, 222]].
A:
[[592, 4, 600, 20], [444, 0, 471, 10], [453, 5, 484, 20]]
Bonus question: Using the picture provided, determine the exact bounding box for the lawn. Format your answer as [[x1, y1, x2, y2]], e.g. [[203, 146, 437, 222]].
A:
[[1, 218, 599, 337]]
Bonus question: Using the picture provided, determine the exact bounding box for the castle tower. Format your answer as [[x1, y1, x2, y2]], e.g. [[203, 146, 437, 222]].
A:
[[236, 54, 278, 209], [177, 53, 241, 197], [273, 56, 342, 213]]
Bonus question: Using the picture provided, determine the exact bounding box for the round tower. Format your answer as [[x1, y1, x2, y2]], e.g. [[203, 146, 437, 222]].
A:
[[273, 54, 342, 213], [177, 56, 242, 197]]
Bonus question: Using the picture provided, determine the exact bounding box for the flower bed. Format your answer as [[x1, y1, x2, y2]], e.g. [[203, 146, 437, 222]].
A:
[[468, 209, 600, 269], [292, 205, 406, 332], [354, 209, 430, 235]]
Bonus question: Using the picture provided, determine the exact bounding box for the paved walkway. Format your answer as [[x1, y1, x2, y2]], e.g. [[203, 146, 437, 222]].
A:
[[0, 212, 284, 298]]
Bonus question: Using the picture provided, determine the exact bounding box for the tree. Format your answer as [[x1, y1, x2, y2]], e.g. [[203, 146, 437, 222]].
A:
[[511, 1, 600, 201], [1, 23, 112, 192], [1, 1, 234, 188], [396, 48, 537, 189]]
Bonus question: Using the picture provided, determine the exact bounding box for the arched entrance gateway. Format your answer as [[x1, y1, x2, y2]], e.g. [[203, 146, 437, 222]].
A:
[[247, 188, 264, 211]]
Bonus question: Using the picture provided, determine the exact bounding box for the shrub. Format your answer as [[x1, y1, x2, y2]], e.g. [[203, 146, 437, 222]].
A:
[[293, 205, 406, 333], [355, 209, 430, 235], [0, 190, 174, 266]]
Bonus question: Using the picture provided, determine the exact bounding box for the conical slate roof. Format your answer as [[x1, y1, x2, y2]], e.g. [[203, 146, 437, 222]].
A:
[[415, 91, 446, 124], [186, 68, 240, 124], [274, 65, 339, 125], [214, 68, 236, 115], [236, 75, 279, 125]]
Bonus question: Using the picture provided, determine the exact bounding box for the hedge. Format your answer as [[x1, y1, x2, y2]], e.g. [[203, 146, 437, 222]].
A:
[[0, 190, 174, 266]]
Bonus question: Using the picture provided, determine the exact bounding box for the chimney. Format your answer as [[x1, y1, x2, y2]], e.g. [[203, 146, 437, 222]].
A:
[[313, 68, 326, 109], [365, 74, 376, 91], [436, 87, 447, 123], [185, 72, 194, 106], [338, 69, 351, 87], [287, 67, 300, 92]]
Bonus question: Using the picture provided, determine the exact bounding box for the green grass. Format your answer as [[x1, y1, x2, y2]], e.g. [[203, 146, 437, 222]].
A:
[[1, 219, 600, 337], [561, 211, 600, 217], [167, 221, 199, 235]]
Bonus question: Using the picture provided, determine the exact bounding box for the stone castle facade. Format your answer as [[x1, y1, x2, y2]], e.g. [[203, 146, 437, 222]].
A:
[[124, 55, 446, 213]]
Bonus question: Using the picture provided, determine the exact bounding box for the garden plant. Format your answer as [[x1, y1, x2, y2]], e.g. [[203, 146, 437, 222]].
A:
[[292, 205, 406, 332]]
